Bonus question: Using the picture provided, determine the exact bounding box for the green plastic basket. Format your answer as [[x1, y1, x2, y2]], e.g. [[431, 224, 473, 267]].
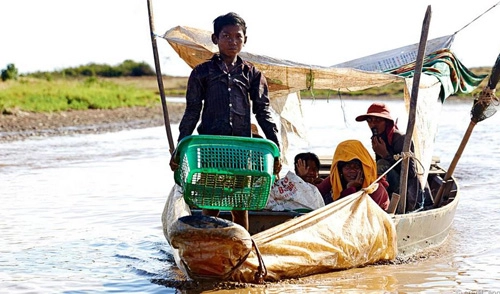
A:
[[174, 135, 280, 210]]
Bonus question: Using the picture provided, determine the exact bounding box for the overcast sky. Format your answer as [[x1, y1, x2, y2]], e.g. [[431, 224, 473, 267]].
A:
[[1, 0, 499, 76]]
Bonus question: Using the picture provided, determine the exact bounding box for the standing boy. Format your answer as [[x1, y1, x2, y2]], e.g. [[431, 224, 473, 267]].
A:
[[170, 12, 280, 230]]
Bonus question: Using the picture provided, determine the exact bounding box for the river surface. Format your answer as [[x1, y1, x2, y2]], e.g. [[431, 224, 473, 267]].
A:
[[1, 98, 500, 293]]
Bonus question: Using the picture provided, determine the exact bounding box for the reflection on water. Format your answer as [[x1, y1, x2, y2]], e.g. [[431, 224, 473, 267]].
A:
[[1, 99, 500, 293]]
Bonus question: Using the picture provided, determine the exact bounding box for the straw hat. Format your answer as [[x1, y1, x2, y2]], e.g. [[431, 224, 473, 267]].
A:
[[355, 102, 394, 122]]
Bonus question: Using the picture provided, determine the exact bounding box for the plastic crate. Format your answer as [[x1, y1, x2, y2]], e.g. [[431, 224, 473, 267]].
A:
[[174, 135, 280, 210]]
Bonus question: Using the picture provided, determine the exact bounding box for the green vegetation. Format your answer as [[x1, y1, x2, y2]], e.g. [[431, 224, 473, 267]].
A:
[[0, 77, 158, 114], [0, 61, 179, 114], [1, 64, 19, 81], [28, 60, 155, 79]]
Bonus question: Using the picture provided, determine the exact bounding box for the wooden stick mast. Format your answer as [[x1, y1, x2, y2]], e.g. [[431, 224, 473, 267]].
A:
[[147, 0, 175, 154], [397, 6, 431, 214]]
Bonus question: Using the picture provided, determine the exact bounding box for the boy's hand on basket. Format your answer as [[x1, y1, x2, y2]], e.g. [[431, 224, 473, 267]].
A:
[[169, 149, 180, 171], [273, 157, 282, 176]]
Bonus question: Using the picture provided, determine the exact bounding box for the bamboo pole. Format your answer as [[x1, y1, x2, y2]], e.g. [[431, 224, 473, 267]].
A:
[[147, 0, 175, 154], [397, 6, 431, 214]]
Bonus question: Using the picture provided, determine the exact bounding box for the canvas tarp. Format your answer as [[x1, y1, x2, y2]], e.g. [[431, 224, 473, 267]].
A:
[[163, 26, 404, 99], [391, 48, 487, 101], [162, 184, 397, 282], [233, 184, 396, 282], [333, 35, 455, 72]]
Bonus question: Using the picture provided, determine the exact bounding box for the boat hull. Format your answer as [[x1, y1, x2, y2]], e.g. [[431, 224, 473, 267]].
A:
[[191, 190, 459, 257], [393, 190, 459, 257], [163, 166, 459, 282], [165, 188, 399, 282]]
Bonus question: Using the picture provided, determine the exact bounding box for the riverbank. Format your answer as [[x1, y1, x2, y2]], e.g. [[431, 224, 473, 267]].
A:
[[0, 103, 185, 142], [1, 95, 473, 143]]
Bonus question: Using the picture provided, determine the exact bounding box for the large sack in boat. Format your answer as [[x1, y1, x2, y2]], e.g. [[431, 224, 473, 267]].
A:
[[231, 187, 397, 282], [169, 215, 253, 280], [266, 171, 325, 212]]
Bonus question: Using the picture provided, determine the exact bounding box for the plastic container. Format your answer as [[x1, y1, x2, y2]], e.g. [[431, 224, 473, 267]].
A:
[[174, 135, 280, 210]]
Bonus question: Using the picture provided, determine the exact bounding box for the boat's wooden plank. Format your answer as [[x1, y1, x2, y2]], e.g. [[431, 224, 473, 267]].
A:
[[318, 155, 331, 178], [387, 193, 401, 214]]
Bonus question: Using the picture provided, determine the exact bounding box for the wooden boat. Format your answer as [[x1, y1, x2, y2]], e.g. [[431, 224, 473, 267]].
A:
[[147, 4, 497, 284], [162, 158, 459, 282], [188, 156, 459, 258]]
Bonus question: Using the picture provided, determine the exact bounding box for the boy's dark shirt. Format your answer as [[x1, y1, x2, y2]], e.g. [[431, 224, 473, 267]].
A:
[[178, 54, 280, 148]]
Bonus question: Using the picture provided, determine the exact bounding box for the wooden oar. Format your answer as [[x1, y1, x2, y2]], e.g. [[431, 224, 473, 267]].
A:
[[147, 0, 175, 154], [433, 53, 500, 208], [397, 5, 431, 214]]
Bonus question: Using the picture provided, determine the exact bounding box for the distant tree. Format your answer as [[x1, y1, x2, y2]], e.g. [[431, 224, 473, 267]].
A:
[[98, 65, 123, 77], [81, 67, 96, 77], [130, 62, 155, 76], [1, 63, 19, 81], [118, 60, 155, 76], [62, 68, 79, 77]]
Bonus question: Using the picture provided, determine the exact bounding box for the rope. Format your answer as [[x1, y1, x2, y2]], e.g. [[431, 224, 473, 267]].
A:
[[181, 237, 254, 281], [472, 86, 499, 122], [453, 1, 500, 35], [372, 156, 403, 185], [371, 151, 425, 186], [251, 239, 268, 284], [477, 87, 499, 105], [394, 152, 426, 176], [153, 32, 164, 39]]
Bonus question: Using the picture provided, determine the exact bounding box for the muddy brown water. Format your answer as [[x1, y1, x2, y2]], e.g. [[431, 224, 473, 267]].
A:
[[1, 99, 499, 293]]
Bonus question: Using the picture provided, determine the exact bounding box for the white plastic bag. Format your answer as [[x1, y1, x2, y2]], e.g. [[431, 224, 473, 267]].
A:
[[266, 171, 325, 212]]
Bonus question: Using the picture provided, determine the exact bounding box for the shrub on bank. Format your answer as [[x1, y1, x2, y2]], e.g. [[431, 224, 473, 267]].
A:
[[1, 64, 19, 81]]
